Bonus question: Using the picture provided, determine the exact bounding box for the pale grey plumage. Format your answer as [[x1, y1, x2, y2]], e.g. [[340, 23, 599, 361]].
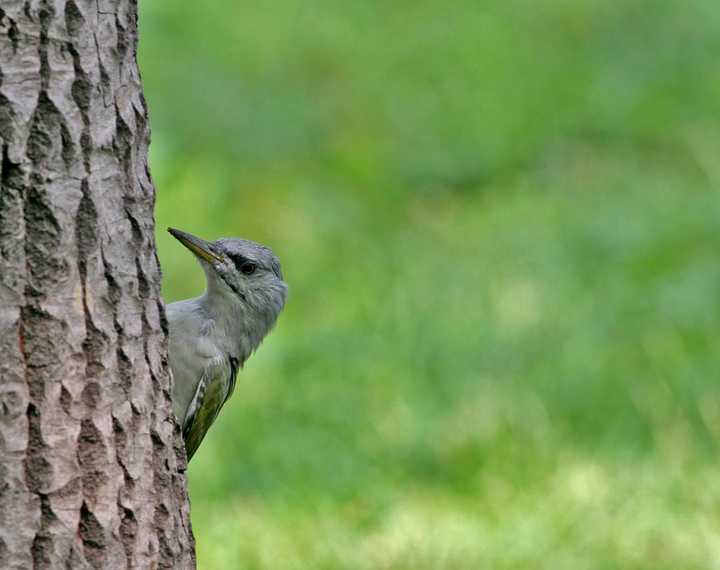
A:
[[167, 228, 287, 460]]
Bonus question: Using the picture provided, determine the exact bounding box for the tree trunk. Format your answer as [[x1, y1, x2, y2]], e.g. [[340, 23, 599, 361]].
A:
[[0, 1, 195, 568]]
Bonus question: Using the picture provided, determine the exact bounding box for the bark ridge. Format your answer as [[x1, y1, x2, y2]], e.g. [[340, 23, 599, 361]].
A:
[[0, 1, 195, 568]]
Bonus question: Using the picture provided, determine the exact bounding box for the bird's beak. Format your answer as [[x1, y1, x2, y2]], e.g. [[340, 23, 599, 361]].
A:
[[168, 228, 223, 264]]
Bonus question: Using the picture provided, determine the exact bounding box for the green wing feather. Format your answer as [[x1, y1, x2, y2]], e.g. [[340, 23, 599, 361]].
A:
[[182, 356, 238, 461]]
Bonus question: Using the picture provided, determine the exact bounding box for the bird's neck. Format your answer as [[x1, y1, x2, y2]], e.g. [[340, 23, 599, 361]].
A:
[[198, 287, 271, 364]]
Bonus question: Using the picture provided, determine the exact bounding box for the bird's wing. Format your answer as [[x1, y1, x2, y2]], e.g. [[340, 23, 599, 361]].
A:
[[182, 354, 239, 461]]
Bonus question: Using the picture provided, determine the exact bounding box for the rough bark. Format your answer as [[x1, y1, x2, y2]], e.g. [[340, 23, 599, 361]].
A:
[[0, 1, 195, 568]]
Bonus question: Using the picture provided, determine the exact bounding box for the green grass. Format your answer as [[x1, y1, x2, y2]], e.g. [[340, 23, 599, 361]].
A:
[[140, 1, 720, 567]]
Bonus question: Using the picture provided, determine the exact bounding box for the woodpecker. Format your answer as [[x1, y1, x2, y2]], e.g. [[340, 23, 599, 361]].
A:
[[166, 228, 287, 461]]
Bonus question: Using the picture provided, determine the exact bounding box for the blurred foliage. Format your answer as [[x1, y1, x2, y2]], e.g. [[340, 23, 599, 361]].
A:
[[139, 0, 720, 568]]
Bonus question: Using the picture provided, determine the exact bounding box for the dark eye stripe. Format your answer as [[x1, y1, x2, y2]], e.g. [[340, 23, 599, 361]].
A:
[[229, 254, 249, 268]]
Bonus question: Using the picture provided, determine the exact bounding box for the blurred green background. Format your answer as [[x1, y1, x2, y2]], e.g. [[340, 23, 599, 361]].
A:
[[139, 1, 720, 568]]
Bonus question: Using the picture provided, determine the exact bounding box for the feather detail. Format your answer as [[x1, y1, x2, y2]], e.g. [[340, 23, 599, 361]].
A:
[[182, 355, 239, 460]]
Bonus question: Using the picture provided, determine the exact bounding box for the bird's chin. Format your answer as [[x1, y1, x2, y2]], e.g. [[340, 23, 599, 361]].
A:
[[217, 275, 248, 304], [198, 258, 221, 272]]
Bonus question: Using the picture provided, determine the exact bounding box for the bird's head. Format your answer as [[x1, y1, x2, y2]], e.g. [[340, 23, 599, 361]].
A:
[[168, 228, 287, 322]]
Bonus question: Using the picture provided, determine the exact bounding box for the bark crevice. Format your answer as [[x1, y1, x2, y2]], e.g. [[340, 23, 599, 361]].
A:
[[1, 1, 195, 567]]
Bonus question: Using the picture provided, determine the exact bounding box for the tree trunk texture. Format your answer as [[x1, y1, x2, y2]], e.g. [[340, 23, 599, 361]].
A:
[[0, 1, 195, 568]]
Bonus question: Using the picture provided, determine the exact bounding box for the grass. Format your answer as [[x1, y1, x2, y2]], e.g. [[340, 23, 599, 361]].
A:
[[139, 1, 720, 567]]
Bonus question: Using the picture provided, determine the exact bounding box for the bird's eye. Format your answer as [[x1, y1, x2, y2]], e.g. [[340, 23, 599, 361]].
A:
[[240, 261, 257, 276]]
